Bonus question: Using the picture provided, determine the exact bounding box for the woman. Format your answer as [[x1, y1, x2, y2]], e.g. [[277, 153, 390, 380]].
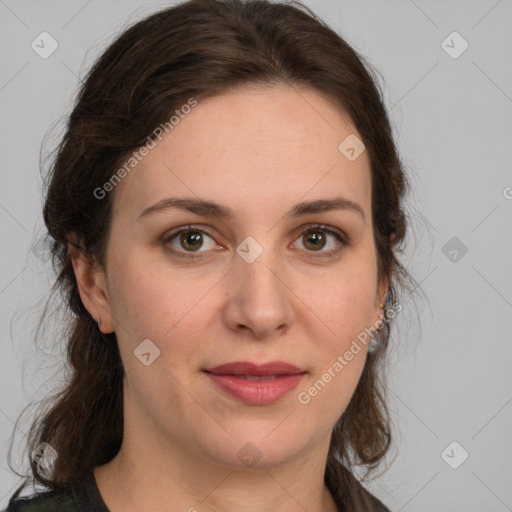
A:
[[5, 0, 416, 510]]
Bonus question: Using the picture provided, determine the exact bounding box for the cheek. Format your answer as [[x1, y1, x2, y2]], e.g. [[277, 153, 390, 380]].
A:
[[107, 251, 182, 336], [107, 257, 205, 415], [313, 271, 377, 346], [298, 292, 371, 424], [107, 252, 215, 367], [297, 342, 367, 427], [299, 258, 377, 406]]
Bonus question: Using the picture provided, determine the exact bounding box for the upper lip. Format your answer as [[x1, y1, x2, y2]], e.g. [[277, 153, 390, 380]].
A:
[[204, 361, 306, 376]]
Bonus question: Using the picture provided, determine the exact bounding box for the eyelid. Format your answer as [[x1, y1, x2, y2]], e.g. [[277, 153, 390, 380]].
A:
[[162, 223, 350, 259]]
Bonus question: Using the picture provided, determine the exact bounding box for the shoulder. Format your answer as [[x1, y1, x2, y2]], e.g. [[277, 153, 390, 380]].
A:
[[4, 489, 81, 512], [354, 479, 391, 512], [326, 463, 392, 512], [3, 471, 109, 512], [357, 486, 391, 512]]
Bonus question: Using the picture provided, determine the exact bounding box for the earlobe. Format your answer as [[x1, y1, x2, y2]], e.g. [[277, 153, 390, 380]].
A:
[[67, 235, 114, 333], [375, 232, 395, 314], [373, 277, 390, 327]]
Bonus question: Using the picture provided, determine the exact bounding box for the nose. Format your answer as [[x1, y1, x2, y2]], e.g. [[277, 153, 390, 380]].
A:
[[222, 242, 295, 340]]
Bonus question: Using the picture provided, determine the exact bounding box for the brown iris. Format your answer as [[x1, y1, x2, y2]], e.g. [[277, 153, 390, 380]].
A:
[[179, 230, 204, 251], [302, 230, 326, 251]]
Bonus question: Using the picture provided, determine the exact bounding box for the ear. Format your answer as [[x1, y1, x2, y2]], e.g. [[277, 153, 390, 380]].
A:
[[373, 277, 389, 324], [372, 232, 396, 322], [67, 233, 115, 334]]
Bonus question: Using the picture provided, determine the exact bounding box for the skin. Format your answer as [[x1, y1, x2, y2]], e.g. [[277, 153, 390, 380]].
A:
[[69, 84, 390, 512]]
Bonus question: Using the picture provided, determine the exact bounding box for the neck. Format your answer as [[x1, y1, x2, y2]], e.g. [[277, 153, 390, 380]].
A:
[[94, 439, 339, 512]]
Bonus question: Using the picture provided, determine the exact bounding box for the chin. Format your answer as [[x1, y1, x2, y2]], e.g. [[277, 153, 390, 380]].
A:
[[204, 421, 314, 470]]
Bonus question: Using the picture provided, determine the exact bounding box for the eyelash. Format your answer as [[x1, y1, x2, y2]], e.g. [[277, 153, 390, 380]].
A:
[[162, 224, 350, 260]]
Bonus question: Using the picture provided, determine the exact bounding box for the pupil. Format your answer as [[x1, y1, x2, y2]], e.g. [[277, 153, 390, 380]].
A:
[[182, 231, 202, 250]]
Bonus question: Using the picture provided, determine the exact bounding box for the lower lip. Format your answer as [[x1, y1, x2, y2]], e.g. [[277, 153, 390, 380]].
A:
[[204, 372, 306, 404]]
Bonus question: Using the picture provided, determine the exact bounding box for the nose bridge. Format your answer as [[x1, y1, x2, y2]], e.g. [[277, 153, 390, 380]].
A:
[[228, 233, 294, 336], [236, 234, 284, 301]]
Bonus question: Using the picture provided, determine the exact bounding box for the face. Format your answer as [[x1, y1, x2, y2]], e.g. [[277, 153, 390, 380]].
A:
[[76, 84, 388, 470]]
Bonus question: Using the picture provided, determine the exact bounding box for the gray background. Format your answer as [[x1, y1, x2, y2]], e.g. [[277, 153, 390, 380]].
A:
[[1, 0, 511, 510]]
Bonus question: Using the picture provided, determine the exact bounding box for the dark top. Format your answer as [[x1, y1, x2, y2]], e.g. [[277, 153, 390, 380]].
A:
[[4, 469, 391, 511], [4, 471, 109, 512]]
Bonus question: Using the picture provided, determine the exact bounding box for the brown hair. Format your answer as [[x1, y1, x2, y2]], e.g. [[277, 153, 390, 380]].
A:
[[7, 0, 418, 509]]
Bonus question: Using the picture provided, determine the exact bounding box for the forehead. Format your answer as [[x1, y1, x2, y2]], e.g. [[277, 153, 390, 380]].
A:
[[111, 84, 372, 223]]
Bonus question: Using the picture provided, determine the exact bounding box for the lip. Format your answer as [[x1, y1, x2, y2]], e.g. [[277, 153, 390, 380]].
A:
[[204, 361, 306, 405], [206, 361, 305, 376]]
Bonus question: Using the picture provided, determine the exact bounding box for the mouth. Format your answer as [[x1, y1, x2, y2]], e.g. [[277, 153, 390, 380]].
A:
[[203, 361, 307, 404], [220, 374, 285, 380], [204, 360, 306, 376]]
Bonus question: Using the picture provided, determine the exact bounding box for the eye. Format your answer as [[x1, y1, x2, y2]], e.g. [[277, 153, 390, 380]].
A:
[[291, 224, 349, 258], [163, 224, 349, 259], [163, 225, 219, 258]]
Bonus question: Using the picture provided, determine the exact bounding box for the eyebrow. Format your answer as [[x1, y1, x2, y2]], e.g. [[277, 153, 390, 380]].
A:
[[137, 196, 366, 223]]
